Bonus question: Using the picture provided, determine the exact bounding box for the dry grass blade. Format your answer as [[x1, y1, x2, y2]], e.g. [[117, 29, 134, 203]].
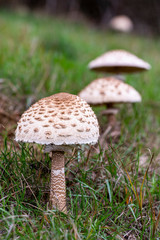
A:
[[109, 145, 140, 205], [99, 125, 112, 147], [152, 210, 160, 237], [43, 214, 50, 224], [125, 170, 137, 200], [140, 153, 154, 210], [155, 210, 160, 232], [124, 168, 143, 224], [21, 173, 40, 207], [109, 145, 156, 227], [103, 226, 125, 240], [70, 218, 81, 240], [84, 146, 92, 166]]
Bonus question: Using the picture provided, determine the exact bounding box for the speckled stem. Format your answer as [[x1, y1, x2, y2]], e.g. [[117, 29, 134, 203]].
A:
[[106, 103, 117, 127], [50, 151, 67, 213]]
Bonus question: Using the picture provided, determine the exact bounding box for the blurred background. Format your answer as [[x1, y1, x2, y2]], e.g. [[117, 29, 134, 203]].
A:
[[1, 0, 160, 35]]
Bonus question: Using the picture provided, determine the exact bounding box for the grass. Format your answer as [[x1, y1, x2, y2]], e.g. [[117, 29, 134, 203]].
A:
[[0, 9, 160, 239]]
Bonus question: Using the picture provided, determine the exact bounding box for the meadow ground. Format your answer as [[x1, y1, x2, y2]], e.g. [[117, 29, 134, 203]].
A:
[[0, 9, 160, 239]]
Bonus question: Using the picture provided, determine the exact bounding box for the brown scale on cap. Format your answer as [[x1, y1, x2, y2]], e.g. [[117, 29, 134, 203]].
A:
[[48, 119, 54, 123], [71, 123, 77, 127], [34, 128, 39, 132]]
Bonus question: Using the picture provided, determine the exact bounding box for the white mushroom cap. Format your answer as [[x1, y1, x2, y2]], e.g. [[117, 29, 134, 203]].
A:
[[79, 77, 141, 105], [15, 93, 99, 145], [109, 15, 133, 33], [88, 50, 151, 73]]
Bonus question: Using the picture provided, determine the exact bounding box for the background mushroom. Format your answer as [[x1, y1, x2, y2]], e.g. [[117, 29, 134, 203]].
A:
[[109, 15, 133, 33], [88, 49, 151, 74], [15, 92, 99, 213], [79, 77, 141, 141]]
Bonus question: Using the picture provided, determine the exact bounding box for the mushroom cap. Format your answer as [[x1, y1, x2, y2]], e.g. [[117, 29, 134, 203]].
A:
[[79, 77, 142, 105], [109, 15, 133, 33], [15, 93, 99, 145], [88, 50, 151, 73]]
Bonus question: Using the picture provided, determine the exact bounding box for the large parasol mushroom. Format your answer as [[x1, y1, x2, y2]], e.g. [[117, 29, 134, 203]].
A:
[[15, 92, 99, 213]]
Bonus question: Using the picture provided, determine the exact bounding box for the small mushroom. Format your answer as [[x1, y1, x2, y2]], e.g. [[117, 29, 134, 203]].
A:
[[88, 49, 151, 74], [79, 77, 141, 139], [109, 15, 133, 33], [15, 93, 99, 213]]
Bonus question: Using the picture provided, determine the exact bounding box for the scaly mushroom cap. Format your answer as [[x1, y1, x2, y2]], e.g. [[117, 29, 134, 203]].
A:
[[15, 93, 99, 145], [88, 50, 151, 73], [79, 77, 141, 105]]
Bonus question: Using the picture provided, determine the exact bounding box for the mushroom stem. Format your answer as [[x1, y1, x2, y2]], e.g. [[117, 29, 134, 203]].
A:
[[106, 103, 117, 127], [114, 74, 125, 81], [107, 113, 117, 127], [50, 151, 67, 213]]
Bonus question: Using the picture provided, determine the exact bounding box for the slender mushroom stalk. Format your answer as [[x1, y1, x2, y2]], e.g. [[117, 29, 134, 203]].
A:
[[101, 104, 119, 127], [105, 103, 117, 127], [100, 105, 120, 145], [44, 144, 72, 213], [50, 151, 66, 213]]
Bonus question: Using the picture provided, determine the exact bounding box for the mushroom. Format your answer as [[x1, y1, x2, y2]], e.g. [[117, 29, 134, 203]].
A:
[[88, 49, 151, 74], [15, 93, 99, 213], [109, 15, 133, 33], [79, 77, 141, 139]]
